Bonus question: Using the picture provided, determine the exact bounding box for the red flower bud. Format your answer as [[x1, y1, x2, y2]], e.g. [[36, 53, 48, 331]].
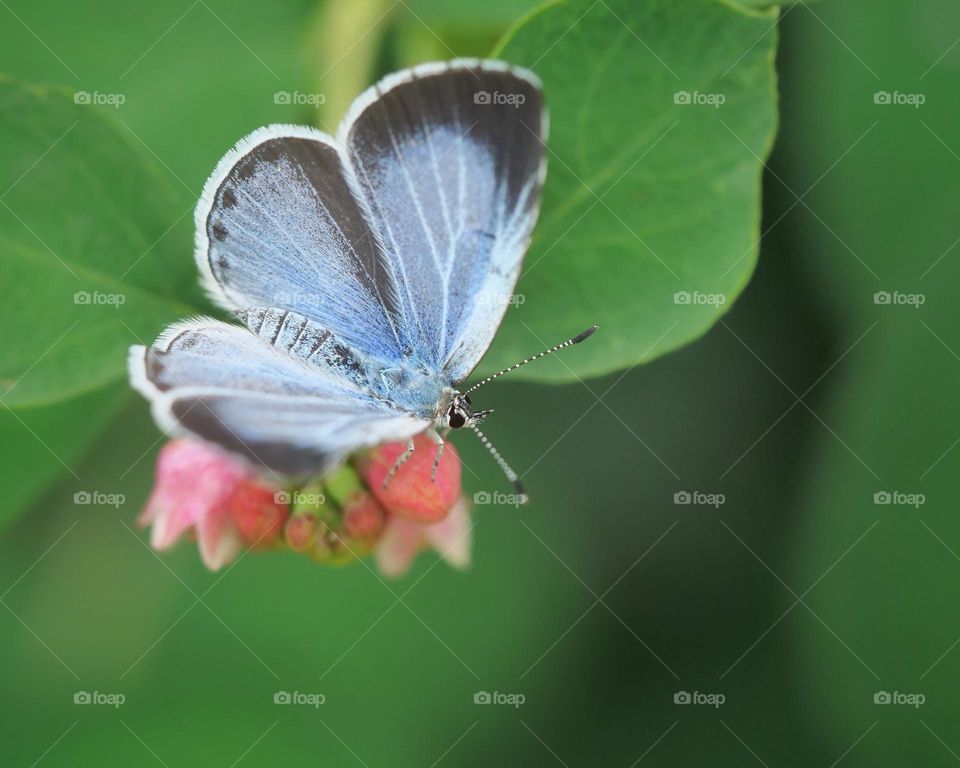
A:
[[284, 512, 319, 552], [343, 492, 386, 542], [226, 479, 289, 547], [357, 434, 461, 523]]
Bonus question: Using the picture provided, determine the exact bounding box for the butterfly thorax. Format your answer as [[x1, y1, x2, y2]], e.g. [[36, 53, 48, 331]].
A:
[[371, 362, 450, 421]]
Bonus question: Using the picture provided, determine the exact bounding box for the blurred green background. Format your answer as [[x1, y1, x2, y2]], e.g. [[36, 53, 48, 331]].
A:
[[2, 0, 960, 765]]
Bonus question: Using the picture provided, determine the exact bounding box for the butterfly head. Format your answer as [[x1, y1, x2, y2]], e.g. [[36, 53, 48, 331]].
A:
[[444, 392, 492, 429]]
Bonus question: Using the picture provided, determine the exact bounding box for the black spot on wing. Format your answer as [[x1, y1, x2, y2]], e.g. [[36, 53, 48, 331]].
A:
[[235, 160, 256, 181], [206, 136, 400, 323], [212, 222, 228, 242]]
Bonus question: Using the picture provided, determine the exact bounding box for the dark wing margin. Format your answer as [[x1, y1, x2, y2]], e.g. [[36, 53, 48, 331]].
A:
[[338, 59, 548, 383], [167, 394, 333, 476]]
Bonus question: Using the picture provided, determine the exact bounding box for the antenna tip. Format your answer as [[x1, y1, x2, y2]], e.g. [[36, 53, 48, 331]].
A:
[[572, 325, 599, 344], [513, 479, 528, 504]]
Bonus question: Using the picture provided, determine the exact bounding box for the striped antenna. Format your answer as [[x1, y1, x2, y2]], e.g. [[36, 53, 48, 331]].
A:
[[470, 424, 527, 502], [464, 325, 598, 395]]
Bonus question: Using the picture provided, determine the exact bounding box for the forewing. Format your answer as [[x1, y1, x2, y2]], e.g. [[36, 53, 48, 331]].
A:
[[129, 318, 428, 477], [195, 125, 407, 363], [340, 59, 548, 383]]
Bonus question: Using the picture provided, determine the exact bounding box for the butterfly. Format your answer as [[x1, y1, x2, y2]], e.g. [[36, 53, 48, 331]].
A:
[[129, 59, 596, 498]]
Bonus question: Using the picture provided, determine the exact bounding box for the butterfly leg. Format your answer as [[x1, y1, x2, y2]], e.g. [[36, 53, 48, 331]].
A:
[[383, 437, 415, 489], [427, 428, 444, 482]]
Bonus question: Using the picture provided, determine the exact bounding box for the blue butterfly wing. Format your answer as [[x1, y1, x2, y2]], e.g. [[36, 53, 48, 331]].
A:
[[194, 59, 546, 387], [195, 125, 410, 364], [129, 316, 429, 477], [341, 59, 548, 383]]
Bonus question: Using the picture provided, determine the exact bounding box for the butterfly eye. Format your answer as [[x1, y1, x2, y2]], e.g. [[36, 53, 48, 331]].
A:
[[448, 409, 466, 429]]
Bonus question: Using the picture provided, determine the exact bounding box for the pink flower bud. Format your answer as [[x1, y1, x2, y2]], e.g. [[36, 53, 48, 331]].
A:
[[375, 497, 472, 577], [226, 479, 289, 547], [357, 434, 461, 523], [139, 439, 250, 570], [138, 437, 471, 575]]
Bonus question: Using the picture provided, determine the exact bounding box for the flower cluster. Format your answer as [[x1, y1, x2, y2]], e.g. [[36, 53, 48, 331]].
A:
[[138, 435, 470, 576]]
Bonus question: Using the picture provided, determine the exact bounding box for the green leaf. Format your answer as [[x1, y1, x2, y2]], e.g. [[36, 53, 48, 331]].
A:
[[0, 385, 129, 528], [0, 78, 207, 526], [0, 77, 206, 407], [476, 0, 779, 381]]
